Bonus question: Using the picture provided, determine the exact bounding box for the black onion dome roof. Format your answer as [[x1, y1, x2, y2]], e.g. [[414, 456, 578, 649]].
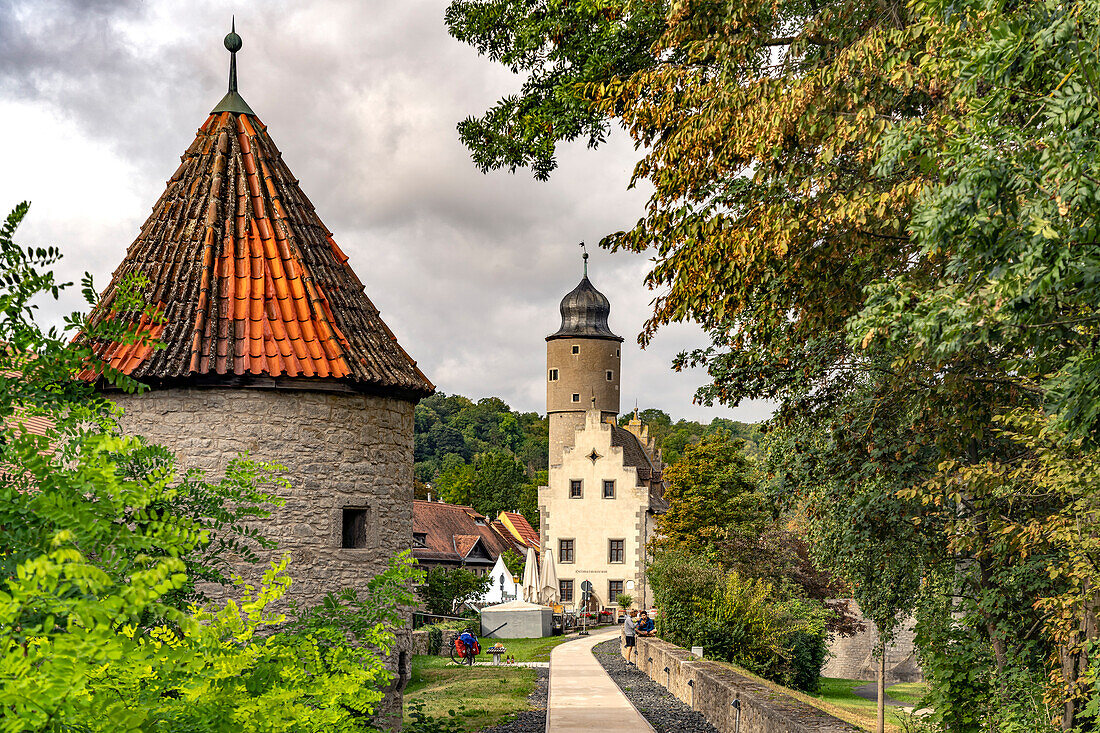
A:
[[547, 276, 623, 341]]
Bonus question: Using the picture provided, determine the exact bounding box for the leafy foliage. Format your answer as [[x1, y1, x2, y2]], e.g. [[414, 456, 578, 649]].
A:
[[648, 550, 830, 692], [449, 0, 1100, 727], [420, 567, 492, 616], [0, 204, 415, 731], [655, 430, 765, 558], [619, 408, 762, 463], [444, 0, 666, 180]]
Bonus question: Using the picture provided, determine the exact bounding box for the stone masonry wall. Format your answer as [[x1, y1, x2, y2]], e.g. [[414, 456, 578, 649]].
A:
[[112, 386, 415, 728], [822, 599, 924, 683], [624, 635, 861, 733]]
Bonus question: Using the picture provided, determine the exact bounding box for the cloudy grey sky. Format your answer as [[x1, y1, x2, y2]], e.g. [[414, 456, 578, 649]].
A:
[[0, 0, 774, 423]]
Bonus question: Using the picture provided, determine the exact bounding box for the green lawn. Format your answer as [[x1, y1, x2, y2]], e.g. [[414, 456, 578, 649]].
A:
[[807, 678, 929, 732], [405, 659, 535, 732], [403, 635, 577, 730], [886, 682, 929, 706]]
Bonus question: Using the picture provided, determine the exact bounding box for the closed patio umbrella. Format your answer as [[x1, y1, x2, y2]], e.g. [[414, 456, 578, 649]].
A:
[[521, 546, 539, 603], [539, 548, 559, 605]]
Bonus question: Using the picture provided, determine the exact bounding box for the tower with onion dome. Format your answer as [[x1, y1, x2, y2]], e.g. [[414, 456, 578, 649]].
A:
[[539, 249, 665, 612], [83, 27, 431, 723], [545, 247, 623, 466]]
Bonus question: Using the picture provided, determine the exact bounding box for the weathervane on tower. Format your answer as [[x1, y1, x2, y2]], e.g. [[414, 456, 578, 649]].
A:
[[579, 241, 588, 277]]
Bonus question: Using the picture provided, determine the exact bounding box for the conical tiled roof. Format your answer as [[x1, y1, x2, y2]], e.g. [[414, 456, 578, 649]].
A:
[[84, 41, 432, 398]]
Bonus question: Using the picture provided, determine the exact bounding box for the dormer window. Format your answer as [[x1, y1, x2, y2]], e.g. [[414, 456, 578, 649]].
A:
[[413, 532, 427, 548]]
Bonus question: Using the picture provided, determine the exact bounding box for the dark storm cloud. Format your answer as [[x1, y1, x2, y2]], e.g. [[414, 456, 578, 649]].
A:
[[0, 0, 775, 423]]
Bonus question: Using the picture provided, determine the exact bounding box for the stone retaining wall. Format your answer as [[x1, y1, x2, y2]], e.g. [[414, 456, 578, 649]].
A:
[[410, 628, 464, 656], [823, 599, 923, 683], [623, 636, 860, 733]]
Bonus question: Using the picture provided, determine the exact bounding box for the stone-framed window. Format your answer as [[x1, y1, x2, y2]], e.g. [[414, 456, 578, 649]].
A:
[[560, 579, 574, 603], [341, 507, 370, 549], [559, 538, 575, 563], [572, 393, 580, 402], [603, 480, 616, 499], [606, 370, 613, 381], [609, 580, 624, 602], [572, 345, 580, 354], [569, 479, 583, 498], [548, 368, 559, 381], [609, 539, 625, 563]]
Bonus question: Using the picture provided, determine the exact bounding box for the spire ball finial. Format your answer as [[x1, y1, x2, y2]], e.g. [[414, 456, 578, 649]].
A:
[[225, 17, 242, 53], [579, 241, 589, 276]]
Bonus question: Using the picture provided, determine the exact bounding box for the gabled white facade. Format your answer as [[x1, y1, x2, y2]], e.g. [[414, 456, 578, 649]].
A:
[[480, 554, 522, 605]]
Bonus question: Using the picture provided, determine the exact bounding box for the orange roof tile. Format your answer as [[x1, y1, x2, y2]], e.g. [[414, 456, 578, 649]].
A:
[[412, 500, 523, 564], [82, 98, 432, 397], [498, 511, 540, 550]]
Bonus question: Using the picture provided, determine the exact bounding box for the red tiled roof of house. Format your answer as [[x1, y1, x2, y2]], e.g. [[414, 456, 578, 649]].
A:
[[498, 511, 540, 550], [81, 40, 432, 398], [412, 500, 523, 565], [453, 534, 481, 558]]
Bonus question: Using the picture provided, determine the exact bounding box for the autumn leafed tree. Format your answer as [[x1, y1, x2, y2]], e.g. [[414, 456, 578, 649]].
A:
[[449, 0, 1100, 728]]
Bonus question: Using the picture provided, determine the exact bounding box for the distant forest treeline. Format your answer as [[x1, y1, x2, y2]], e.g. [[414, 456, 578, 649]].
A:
[[414, 393, 761, 530]]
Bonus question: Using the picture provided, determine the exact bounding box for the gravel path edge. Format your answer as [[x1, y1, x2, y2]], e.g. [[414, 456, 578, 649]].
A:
[[591, 639, 719, 733]]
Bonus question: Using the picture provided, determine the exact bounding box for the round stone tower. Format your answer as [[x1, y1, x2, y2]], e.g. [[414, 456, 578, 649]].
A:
[[81, 28, 432, 728], [546, 252, 623, 466]]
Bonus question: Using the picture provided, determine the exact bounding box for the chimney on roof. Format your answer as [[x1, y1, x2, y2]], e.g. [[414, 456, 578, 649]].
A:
[[427, 493, 431, 503]]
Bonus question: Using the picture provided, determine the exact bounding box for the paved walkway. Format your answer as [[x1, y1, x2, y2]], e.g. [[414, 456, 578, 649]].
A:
[[546, 627, 656, 733]]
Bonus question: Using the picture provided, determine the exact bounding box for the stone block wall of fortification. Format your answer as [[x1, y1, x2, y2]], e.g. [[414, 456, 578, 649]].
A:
[[822, 599, 924, 683], [112, 386, 415, 728]]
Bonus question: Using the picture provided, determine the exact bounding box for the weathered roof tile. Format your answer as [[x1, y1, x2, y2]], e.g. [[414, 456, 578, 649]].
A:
[[83, 109, 432, 397]]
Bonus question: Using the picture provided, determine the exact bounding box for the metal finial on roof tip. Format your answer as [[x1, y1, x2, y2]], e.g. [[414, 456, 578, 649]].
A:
[[224, 18, 242, 92], [579, 242, 588, 277], [211, 17, 255, 116]]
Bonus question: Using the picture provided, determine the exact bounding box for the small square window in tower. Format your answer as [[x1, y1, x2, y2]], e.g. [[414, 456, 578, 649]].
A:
[[548, 369, 559, 381], [572, 345, 580, 354], [606, 370, 613, 381], [342, 507, 370, 549], [603, 480, 616, 499], [572, 393, 580, 402], [570, 479, 583, 498]]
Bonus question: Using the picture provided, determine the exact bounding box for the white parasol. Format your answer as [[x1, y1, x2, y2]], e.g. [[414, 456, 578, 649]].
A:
[[539, 547, 559, 605], [521, 546, 539, 603]]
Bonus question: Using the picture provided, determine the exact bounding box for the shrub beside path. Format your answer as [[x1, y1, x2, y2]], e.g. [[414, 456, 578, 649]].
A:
[[546, 627, 657, 733]]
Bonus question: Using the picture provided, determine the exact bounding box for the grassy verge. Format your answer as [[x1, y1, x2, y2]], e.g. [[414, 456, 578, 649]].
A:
[[405, 658, 535, 732], [808, 678, 916, 732], [886, 682, 929, 706], [403, 635, 577, 730]]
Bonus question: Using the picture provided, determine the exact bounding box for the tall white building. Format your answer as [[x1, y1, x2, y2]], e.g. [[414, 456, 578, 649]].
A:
[[538, 257, 667, 610]]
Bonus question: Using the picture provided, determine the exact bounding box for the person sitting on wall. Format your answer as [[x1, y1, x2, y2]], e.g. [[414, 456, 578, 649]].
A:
[[637, 611, 655, 637], [623, 610, 639, 666]]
